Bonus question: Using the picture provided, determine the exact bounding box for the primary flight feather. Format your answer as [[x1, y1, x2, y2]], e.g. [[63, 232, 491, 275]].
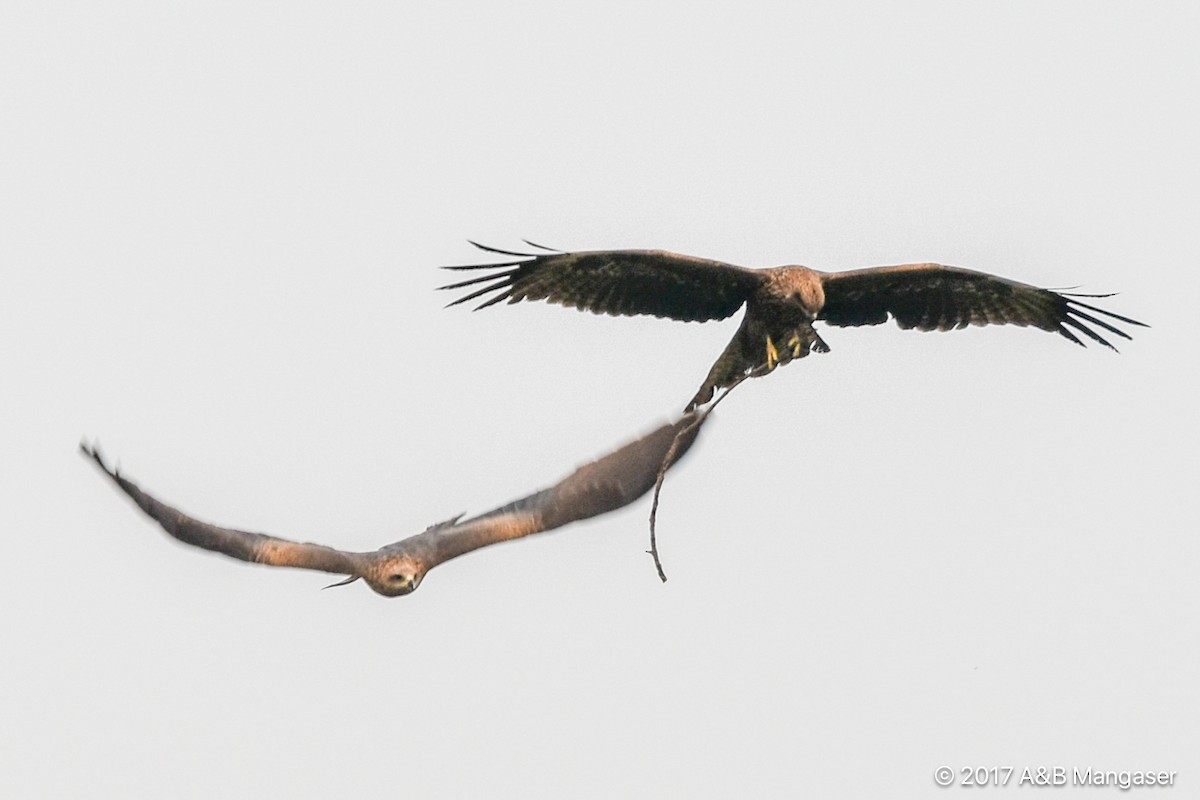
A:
[[441, 243, 1147, 410], [83, 414, 703, 596]]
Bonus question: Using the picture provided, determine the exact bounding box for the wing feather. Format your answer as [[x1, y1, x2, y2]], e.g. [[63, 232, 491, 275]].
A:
[[427, 414, 705, 564], [818, 264, 1146, 349], [440, 245, 762, 322], [82, 444, 362, 576]]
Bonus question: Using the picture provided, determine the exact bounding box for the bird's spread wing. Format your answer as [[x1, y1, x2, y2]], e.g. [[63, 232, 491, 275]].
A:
[[425, 414, 705, 565], [818, 264, 1147, 349], [82, 444, 363, 577], [440, 243, 762, 322], [83, 415, 705, 593]]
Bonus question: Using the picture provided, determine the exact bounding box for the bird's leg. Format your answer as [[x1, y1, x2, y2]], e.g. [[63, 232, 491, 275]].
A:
[[764, 335, 779, 371]]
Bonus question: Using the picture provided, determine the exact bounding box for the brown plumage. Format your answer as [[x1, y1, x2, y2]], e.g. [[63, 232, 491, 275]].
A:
[[82, 415, 703, 596], [441, 243, 1147, 410]]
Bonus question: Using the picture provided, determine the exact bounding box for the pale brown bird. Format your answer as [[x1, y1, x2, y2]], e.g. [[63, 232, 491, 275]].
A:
[[441, 243, 1147, 410], [82, 415, 703, 596]]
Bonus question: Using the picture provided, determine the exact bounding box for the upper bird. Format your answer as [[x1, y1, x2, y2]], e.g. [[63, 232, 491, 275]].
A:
[[441, 243, 1147, 411], [82, 414, 703, 597]]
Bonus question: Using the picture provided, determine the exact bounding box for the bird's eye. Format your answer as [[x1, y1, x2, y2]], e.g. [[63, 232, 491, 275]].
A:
[[389, 574, 410, 584]]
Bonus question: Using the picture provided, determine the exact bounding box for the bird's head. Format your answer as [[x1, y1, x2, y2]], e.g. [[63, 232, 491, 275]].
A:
[[770, 267, 825, 315], [363, 554, 427, 597]]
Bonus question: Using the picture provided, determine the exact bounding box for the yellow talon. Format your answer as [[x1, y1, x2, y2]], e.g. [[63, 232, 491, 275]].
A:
[[789, 334, 803, 358], [765, 335, 779, 370]]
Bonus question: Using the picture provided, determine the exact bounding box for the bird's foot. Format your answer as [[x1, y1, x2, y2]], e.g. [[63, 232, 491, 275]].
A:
[[787, 332, 804, 358], [765, 335, 779, 371]]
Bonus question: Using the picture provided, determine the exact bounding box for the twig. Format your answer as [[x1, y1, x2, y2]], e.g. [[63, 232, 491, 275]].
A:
[[647, 375, 749, 582]]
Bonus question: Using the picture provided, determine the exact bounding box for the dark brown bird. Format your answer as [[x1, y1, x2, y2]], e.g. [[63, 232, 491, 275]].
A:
[[441, 243, 1147, 410], [82, 415, 703, 596]]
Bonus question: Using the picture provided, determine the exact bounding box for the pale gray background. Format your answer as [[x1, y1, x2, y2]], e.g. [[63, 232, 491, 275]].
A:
[[2, 2, 1195, 797]]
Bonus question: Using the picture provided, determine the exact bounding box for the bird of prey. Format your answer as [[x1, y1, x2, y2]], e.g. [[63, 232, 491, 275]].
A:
[[441, 243, 1147, 410], [82, 415, 703, 596]]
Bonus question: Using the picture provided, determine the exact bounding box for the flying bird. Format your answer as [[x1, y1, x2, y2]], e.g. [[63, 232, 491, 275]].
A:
[[82, 415, 703, 596], [441, 243, 1147, 410]]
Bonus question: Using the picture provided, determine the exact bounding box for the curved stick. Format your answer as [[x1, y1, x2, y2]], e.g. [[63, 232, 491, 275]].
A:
[[647, 374, 749, 581]]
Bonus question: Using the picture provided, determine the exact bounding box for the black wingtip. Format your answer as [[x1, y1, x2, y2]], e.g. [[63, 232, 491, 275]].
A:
[[1068, 298, 1149, 329], [521, 239, 564, 253], [321, 575, 360, 590], [437, 268, 521, 292], [439, 259, 531, 272], [80, 440, 111, 473], [1060, 290, 1117, 299], [1068, 307, 1133, 342], [467, 240, 539, 258], [80, 441, 136, 495]]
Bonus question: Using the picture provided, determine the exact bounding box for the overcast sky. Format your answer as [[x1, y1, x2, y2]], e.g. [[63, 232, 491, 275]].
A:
[[3, 2, 1196, 797]]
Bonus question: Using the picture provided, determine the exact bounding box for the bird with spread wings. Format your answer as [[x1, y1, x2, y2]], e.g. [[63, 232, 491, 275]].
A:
[[82, 415, 703, 596], [442, 243, 1146, 410]]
